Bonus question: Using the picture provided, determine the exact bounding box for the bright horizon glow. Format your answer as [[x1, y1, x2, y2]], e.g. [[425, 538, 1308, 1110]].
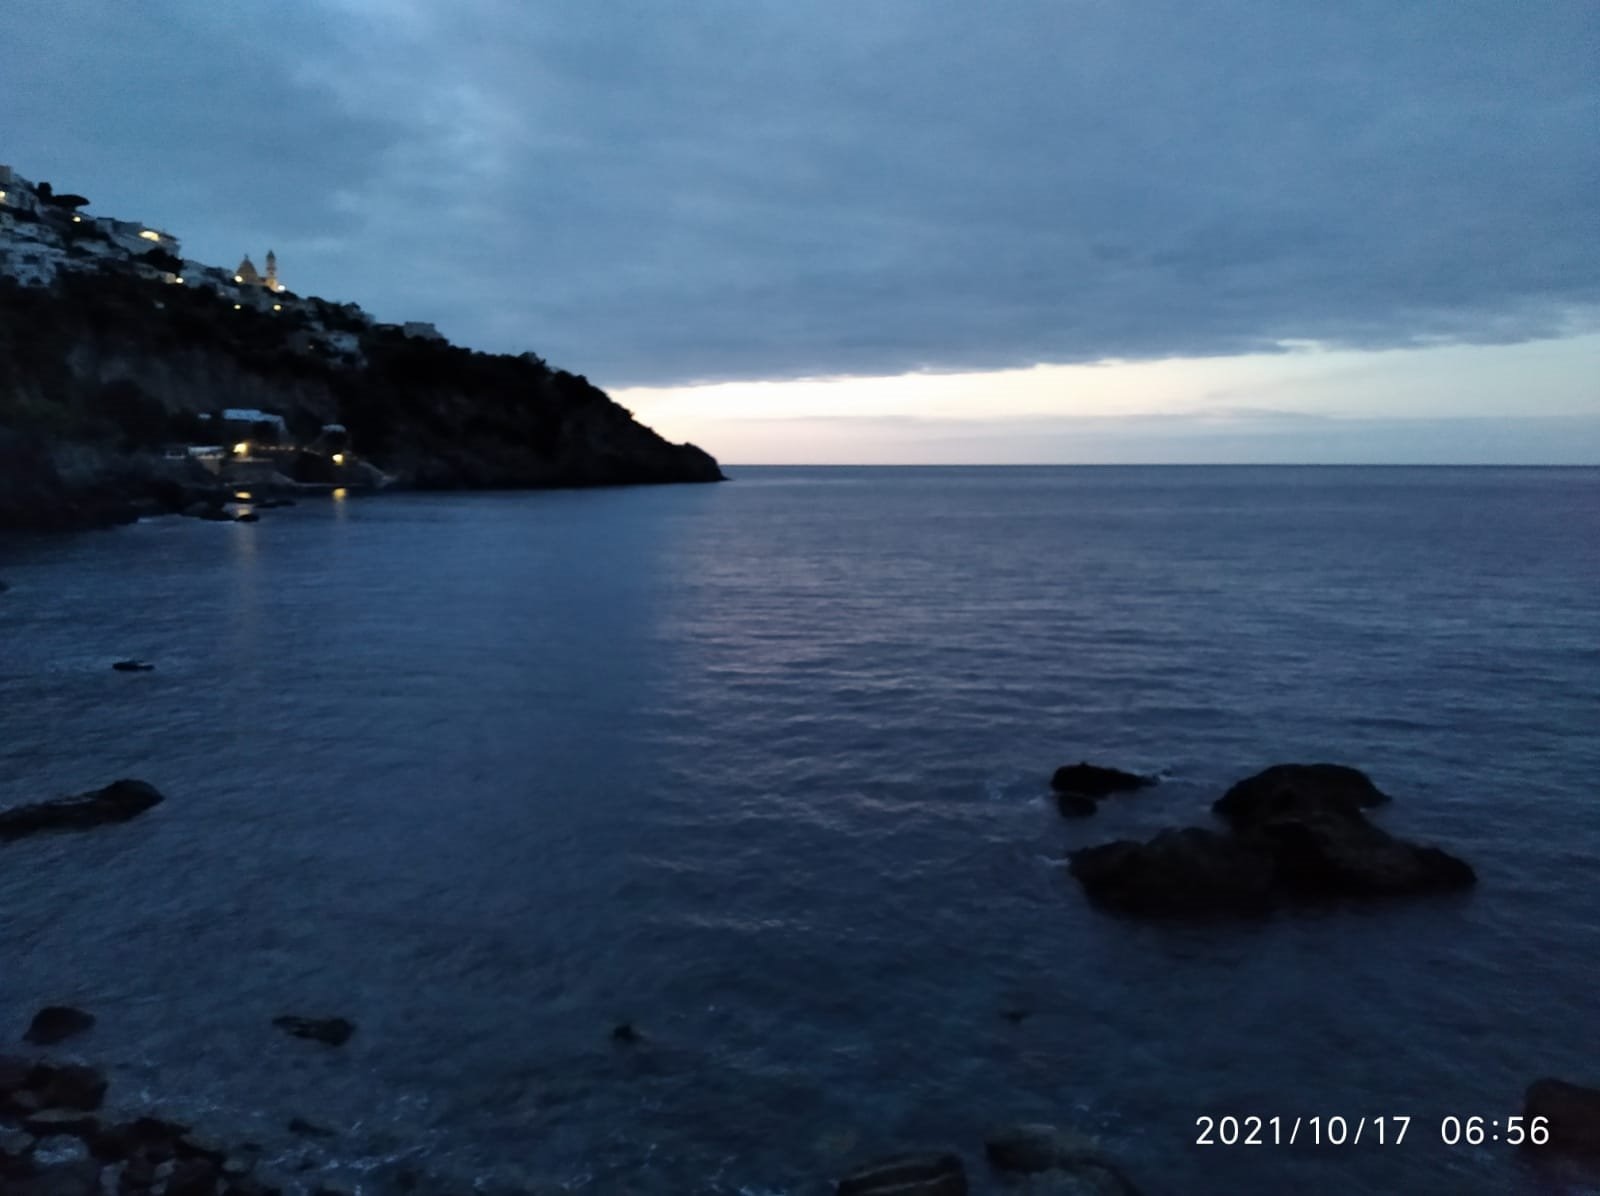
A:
[[615, 331, 1600, 466]]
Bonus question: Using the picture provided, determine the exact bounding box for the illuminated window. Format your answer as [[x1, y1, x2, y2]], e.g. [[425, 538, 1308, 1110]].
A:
[[139, 230, 161, 242]]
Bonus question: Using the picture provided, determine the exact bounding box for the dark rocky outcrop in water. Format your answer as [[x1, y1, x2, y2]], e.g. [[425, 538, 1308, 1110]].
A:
[[837, 1153, 967, 1195], [271, 1016, 355, 1047], [1, 1058, 287, 1194], [1050, 762, 1156, 818], [1050, 763, 1155, 799], [1525, 1078, 1600, 1154], [0, 269, 723, 533], [1071, 827, 1277, 916], [111, 659, 154, 673], [22, 1007, 95, 1047], [1069, 764, 1474, 916], [1213, 762, 1389, 827], [0, 779, 164, 841]]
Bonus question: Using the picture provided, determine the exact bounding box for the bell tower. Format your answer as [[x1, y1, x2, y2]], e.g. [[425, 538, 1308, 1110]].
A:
[[265, 249, 279, 292]]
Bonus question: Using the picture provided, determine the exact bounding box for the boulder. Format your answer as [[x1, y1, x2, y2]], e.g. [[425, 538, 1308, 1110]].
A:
[[0, 780, 164, 840], [1069, 828, 1276, 916], [32, 1063, 108, 1111], [1050, 763, 1154, 799], [21, 1108, 99, 1137], [271, 1016, 354, 1047], [24, 1006, 95, 1046], [1213, 763, 1389, 830], [166, 1156, 221, 1196], [110, 660, 154, 673], [2, 1158, 100, 1194], [838, 1153, 966, 1195], [1, 1053, 33, 1093], [1524, 1078, 1600, 1153]]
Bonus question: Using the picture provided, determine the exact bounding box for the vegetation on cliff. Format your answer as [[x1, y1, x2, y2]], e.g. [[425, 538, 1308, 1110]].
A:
[[0, 264, 722, 529]]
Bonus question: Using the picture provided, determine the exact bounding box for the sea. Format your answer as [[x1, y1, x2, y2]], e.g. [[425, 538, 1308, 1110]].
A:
[[1, 466, 1597, 1195]]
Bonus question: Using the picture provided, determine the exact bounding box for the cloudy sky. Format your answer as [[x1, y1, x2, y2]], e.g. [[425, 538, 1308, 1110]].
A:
[[4, 1, 1597, 462]]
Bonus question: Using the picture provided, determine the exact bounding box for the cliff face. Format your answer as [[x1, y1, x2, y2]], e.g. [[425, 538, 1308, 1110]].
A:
[[0, 266, 722, 531]]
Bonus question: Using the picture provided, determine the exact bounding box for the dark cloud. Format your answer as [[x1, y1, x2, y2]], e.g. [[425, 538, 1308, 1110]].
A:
[[4, 0, 1596, 386]]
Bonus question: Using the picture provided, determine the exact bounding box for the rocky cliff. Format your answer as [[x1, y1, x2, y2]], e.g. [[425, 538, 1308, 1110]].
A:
[[0, 258, 722, 531]]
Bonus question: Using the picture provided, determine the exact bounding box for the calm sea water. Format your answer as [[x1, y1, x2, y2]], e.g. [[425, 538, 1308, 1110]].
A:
[[1, 466, 1598, 1195]]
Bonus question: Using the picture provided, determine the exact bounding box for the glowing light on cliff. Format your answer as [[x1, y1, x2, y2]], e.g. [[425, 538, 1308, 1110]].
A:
[[234, 275, 243, 282], [139, 230, 161, 242], [331, 453, 346, 465], [233, 442, 249, 457]]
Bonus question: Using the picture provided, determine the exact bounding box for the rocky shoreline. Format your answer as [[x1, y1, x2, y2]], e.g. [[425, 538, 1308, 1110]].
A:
[[0, 444, 722, 536], [4, 767, 1598, 1193]]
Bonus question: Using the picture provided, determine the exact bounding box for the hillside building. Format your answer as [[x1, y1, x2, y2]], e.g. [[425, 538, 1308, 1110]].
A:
[[235, 250, 285, 293]]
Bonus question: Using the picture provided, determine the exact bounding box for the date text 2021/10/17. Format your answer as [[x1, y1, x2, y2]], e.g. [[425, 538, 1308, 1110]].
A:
[[1195, 1115, 1553, 1147]]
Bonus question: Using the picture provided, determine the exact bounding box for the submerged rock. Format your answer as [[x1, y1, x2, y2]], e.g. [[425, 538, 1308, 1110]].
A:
[[271, 1016, 355, 1047], [1525, 1078, 1600, 1154], [1050, 763, 1155, 799], [111, 660, 154, 673], [1054, 792, 1098, 818], [984, 1124, 1143, 1194], [985, 1124, 1099, 1173], [0, 780, 164, 841], [838, 1153, 967, 1195], [23, 1006, 95, 1046], [287, 1116, 336, 1139], [610, 1022, 642, 1044]]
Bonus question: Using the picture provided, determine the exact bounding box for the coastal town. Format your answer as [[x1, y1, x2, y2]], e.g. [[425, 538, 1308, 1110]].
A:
[[0, 163, 450, 500]]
